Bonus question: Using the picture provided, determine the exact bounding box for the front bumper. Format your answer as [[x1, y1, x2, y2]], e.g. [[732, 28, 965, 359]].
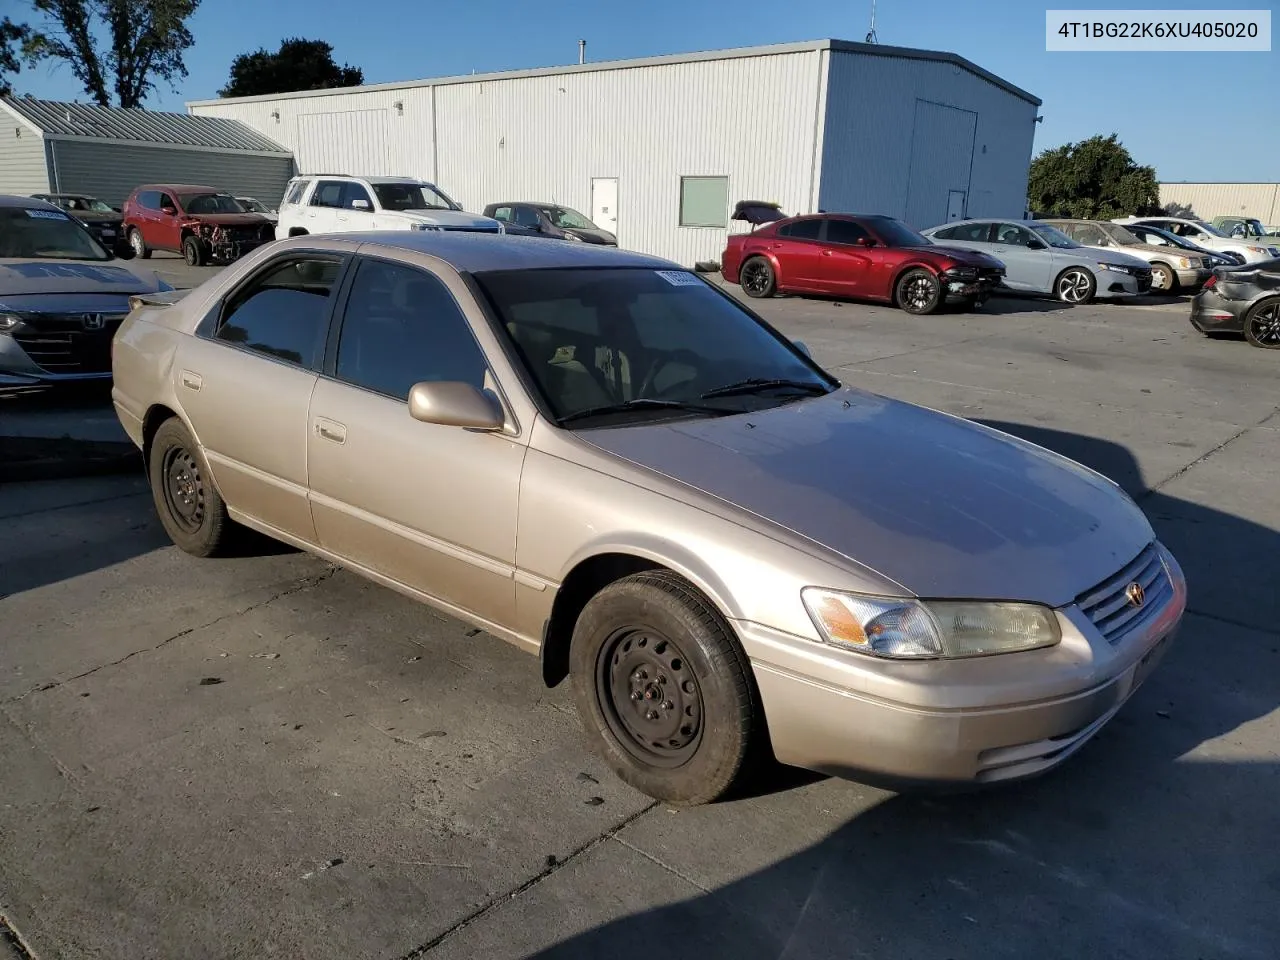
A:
[[739, 545, 1187, 788], [1, 319, 121, 385], [942, 270, 1004, 304], [1095, 269, 1151, 299], [203, 237, 271, 262], [1175, 266, 1212, 288], [1189, 286, 1247, 333]]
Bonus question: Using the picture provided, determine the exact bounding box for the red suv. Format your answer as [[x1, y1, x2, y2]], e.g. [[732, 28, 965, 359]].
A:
[[722, 213, 1006, 315], [122, 184, 275, 267]]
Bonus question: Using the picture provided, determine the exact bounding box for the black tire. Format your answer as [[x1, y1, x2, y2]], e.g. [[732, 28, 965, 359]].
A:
[[1054, 266, 1096, 304], [569, 571, 758, 805], [739, 256, 776, 299], [182, 235, 205, 267], [129, 227, 151, 259], [1150, 261, 1177, 294], [288, 228, 309, 238], [147, 418, 237, 557], [895, 268, 942, 315], [1244, 298, 1280, 349]]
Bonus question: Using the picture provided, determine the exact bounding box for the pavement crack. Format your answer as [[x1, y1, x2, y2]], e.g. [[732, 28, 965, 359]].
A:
[[613, 835, 709, 892], [0, 488, 149, 522], [1185, 607, 1280, 638], [0, 915, 36, 960], [393, 800, 660, 959], [1143, 406, 1278, 500], [2, 564, 339, 704]]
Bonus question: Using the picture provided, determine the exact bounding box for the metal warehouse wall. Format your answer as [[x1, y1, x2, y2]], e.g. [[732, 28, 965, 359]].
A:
[[1159, 183, 1280, 225], [47, 141, 295, 208], [190, 51, 824, 265], [0, 124, 50, 195], [818, 52, 1038, 230]]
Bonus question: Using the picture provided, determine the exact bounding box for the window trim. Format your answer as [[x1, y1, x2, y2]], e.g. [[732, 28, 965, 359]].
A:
[[776, 217, 825, 242], [196, 250, 353, 373], [678, 175, 730, 229], [823, 217, 874, 247]]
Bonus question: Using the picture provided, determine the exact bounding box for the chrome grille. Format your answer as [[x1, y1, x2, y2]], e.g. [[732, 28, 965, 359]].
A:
[[12, 313, 125, 374], [1075, 542, 1171, 644]]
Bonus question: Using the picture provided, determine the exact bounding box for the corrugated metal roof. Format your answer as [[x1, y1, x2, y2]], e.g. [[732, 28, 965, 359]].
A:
[[186, 38, 1041, 109], [0, 96, 292, 154]]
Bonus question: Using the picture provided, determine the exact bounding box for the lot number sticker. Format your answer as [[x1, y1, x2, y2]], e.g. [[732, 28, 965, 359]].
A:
[[655, 270, 701, 286], [25, 208, 70, 220]]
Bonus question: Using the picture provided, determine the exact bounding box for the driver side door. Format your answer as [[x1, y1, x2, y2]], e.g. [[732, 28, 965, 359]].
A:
[[990, 223, 1054, 291], [154, 191, 182, 252], [337, 181, 377, 232], [813, 218, 876, 296]]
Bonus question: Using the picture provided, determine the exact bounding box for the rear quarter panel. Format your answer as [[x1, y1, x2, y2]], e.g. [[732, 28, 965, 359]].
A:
[[111, 309, 187, 449]]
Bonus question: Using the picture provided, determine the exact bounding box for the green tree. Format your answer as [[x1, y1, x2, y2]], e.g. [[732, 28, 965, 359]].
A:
[[219, 38, 363, 98], [22, 0, 200, 108], [1, 17, 30, 97], [1027, 134, 1161, 220]]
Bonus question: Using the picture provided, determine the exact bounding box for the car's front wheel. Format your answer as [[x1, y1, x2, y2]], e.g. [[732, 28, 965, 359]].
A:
[[148, 418, 237, 557], [1150, 262, 1177, 293], [1244, 299, 1280, 349], [739, 256, 776, 298], [182, 235, 205, 267], [895, 268, 942, 315], [1055, 266, 1096, 304], [129, 227, 151, 259], [569, 571, 758, 805]]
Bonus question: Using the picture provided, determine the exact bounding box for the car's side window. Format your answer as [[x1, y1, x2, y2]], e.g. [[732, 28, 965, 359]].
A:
[[953, 222, 994, 242], [824, 219, 871, 246], [778, 219, 822, 241], [512, 206, 540, 229], [158, 193, 176, 212], [993, 224, 1034, 246], [137, 191, 158, 210], [284, 180, 309, 206], [310, 181, 344, 208], [215, 256, 343, 369], [340, 182, 373, 210], [334, 258, 489, 402], [491, 206, 513, 223]]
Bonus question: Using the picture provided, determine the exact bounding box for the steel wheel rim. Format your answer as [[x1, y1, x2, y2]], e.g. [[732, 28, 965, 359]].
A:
[[741, 261, 770, 295], [130, 230, 144, 256], [1059, 270, 1091, 302], [1152, 265, 1172, 290], [184, 241, 197, 266], [1249, 304, 1280, 346], [903, 275, 935, 311], [596, 627, 704, 769], [162, 446, 206, 533]]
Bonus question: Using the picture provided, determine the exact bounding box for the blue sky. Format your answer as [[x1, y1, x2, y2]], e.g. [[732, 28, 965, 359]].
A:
[[9, 0, 1278, 181]]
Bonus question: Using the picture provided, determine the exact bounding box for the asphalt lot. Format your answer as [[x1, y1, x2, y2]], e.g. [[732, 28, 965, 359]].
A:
[[2, 264, 1278, 959]]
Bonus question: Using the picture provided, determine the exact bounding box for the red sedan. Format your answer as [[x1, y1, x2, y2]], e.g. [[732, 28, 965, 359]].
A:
[[722, 213, 1006, 315]]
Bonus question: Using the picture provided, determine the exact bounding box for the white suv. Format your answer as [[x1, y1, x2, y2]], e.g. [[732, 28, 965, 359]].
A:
[[275, 175, 504, 240]]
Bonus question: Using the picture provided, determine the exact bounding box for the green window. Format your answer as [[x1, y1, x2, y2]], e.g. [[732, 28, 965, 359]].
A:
[[679, 176, 729, 228]]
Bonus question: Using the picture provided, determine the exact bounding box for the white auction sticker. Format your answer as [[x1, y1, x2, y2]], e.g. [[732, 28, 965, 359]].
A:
[[25, 208, 70, 220], [655, 270, 701, 286], [1046, 9, 1271, 51]]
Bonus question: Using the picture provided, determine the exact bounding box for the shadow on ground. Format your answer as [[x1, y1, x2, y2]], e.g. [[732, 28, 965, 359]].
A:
[[525, 424, 1280, 960]]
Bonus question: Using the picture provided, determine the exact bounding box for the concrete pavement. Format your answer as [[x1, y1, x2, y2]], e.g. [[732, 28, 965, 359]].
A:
[[1, 288, 1277, 959]]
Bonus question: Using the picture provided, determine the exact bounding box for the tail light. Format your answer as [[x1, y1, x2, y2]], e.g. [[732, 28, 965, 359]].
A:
[[1203, 274, 1216, 289]]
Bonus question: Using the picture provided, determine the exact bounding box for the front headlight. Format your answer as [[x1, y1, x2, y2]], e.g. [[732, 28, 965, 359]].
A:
[[0, 313, 19, 333], [1246, 246, 1267, 255], [1097, 262, 1131, 274], [561, 231, 584, 242], [943, 266, 978, 280], [1175, 257, 1191, 269], [409, 222, 441, 232], [801, 588, 1062, 660]]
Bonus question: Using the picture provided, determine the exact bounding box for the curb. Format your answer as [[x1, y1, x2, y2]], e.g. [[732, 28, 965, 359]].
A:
[[0, 437, 142, 484]]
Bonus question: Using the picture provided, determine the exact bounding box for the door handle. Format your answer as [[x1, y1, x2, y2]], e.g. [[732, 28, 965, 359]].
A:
[[180, 369, 202, 391], [821, 250, 834, 256], [314, 417, 346, 444]]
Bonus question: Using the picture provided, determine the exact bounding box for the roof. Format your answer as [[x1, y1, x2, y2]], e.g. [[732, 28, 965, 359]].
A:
[[326, 231, 676, 273], [135, 183, 219, 193], [0, 97, 292, 155], [0, 194, 61, 210], [189, 38, 1040, 109]]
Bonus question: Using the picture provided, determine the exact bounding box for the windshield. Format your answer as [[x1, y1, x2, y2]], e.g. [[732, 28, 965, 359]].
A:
[[538, 206, 595, 230], [0, 206, 110, 260], [1192, 220, 1227, 238], [1100, 223, 1143, 245], [180, 193, 246, 214], [238, 198, 270, 213], [84, 198, 114, 212], [867, 217, 931, 247], [473, 267, 836, 426], [1028, 223, 1079, 248], [373, 182, 457, 212]]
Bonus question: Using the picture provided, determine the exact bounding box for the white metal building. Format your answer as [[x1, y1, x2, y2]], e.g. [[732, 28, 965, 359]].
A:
[[1159, 182, 1280, 227], [188, 39, 1041, 266]]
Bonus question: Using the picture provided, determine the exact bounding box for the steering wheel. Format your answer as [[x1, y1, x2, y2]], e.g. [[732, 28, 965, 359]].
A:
[[637, 349, 705, 398]]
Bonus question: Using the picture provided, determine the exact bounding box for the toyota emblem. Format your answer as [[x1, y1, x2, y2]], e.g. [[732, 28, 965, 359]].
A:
[[82, 313, 105, 330], [1125, 582, 1145, 608]]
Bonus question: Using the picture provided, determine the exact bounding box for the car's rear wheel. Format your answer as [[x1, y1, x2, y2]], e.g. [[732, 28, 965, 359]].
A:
[[569, 571, 758, 805], [129, 227, 151, 259], [1055, 267, 1096, 304], [1150, 262, 1176, 293], [148, 418, 237, 557], [739, 256, 776, 298], [1244, 299, 1280, 349], [182, 235, 205, 267], [895, 268, 942, 315]]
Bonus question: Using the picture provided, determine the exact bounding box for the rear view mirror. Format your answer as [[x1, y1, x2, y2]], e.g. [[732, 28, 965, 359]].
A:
[[1026, 238, 1046, 250], [351, 199, 371, 211], [408, 381, 504, 430]]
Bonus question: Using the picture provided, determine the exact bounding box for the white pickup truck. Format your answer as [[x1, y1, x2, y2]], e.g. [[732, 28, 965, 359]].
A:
[[275, 175, 504, 240]]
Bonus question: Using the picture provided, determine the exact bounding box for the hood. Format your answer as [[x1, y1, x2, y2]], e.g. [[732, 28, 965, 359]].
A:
[[579, 388, 1152, 607], [180, 213, 271, 226], [565, 227, 617, 244], [72, 211, 123, 224], [397, 210, 501, 229], [0, 259, 166, 299], [1090, 247, 1150, 269], [918, 244, 1005, 268]]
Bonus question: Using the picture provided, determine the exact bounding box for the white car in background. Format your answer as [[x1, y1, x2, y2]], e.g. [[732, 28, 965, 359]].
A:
[[1112, 215, 1278, 264], [275, 175, 504, 240]]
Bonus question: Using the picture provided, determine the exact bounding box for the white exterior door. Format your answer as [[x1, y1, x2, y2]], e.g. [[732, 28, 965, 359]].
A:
[[947, 190, 967, 221], [591, 178, 618, 236]]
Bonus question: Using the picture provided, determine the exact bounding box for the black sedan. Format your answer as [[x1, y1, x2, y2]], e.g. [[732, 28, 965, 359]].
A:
[[1190, 258, 1280, 348], [29, 192, 124, 247], [483, 202, 617, 245]]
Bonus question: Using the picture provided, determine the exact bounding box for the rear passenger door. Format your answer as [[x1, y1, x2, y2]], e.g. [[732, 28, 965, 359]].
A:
[[179, 252, 350, 543], [306, 255, 524, 626], [771, 219, 825, 290], [305, 180, 345, 234]]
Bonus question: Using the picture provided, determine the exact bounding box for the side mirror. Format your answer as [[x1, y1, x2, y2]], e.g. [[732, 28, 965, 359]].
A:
[[408, 381, 504, 430], [1026, 238, 1046, 250], [792, 339, 813, 358], [112, 238, 136, 260], [854, 236, 876, 247], [351, 199, 371, 211], [161, 205, 177, 216]]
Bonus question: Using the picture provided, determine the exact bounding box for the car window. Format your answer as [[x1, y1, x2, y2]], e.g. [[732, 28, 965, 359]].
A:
[[778, 219, 822, 240], [491, 206, 513, 222], [512, 206, 541, 229], [334, 258, 488, 401], [137, 190, 158, 210], [284, 180, 309, 206], [340, 182, 373, 210], [993, 223, 1036, 246], [310, 181, 345, 209], [1069, 224, 1109, 246], [158, 193, 176, 212], [940, 222, 991, 242], [824, 219, 871, 246], [215, 256, 342, 368]]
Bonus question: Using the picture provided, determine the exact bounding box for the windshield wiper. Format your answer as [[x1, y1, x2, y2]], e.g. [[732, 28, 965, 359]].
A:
[[557, 398, 733, 425], [700, 378, 831, 400]]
